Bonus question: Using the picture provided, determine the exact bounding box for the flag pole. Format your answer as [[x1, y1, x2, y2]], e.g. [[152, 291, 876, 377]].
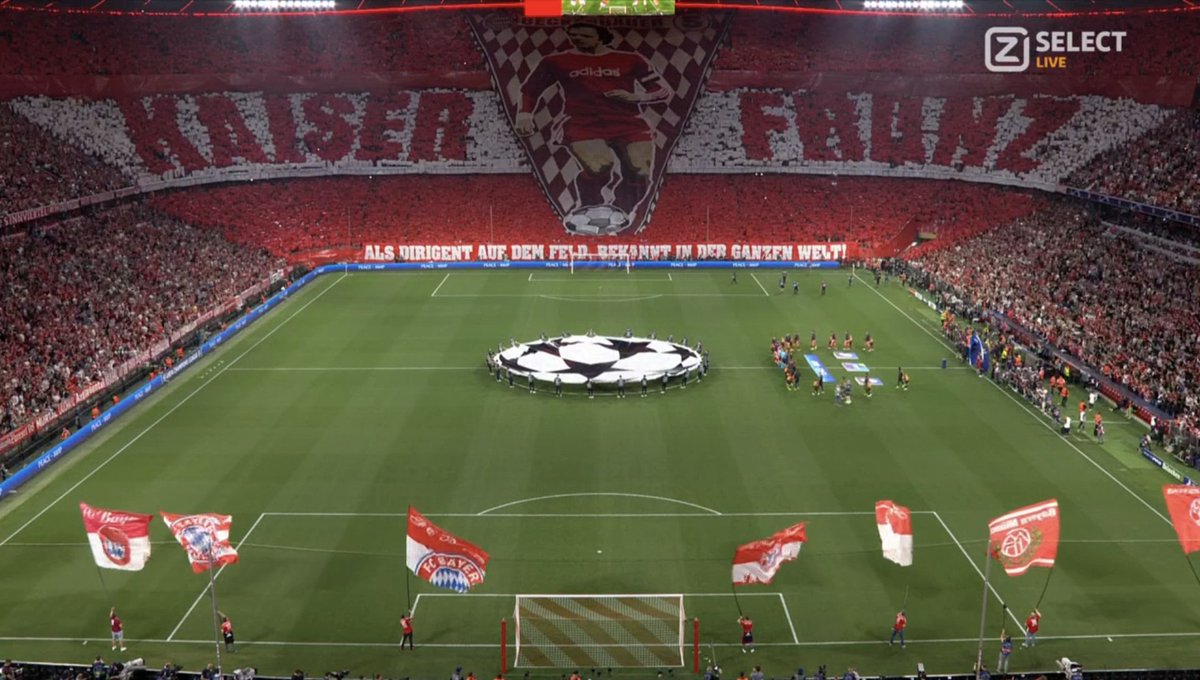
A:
[[901, 584, 909, 612], [730, 582, 744, 617], [1033, 565, 1055, 609], [207, 543, 225, 679], [1184, 554, 1200, 590], [974, 540, 993, 680], [93, 563, 113, 605], [405, 565, 412, 611]]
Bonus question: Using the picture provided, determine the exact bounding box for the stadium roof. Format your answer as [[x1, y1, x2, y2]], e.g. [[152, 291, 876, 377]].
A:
[[1, 0, 1195, 16]]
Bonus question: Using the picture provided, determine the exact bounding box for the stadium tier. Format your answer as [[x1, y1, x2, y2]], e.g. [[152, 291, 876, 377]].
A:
[[2, 5, 1200, 680]]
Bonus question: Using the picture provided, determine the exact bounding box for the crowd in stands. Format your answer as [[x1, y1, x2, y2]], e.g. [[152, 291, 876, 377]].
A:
[[0, 204, 279, 437], [0, 13, 481, 77], [1, 11, 1195, 80], [0, 104, 126, 214], [1068, 109, 1200, 215], [904, 201, 1200, 437], [145, 176, 1034, 258]]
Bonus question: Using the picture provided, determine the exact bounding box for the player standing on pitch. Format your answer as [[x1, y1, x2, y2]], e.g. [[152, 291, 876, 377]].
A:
[[109, 607, 126, 652], [515, 23, 672, 226], [400, 612, 414, 650], [737, 615, 755, 653]]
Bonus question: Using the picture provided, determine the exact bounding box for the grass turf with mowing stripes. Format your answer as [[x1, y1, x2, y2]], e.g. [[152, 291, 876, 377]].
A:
[[0, 270, 1196, 679]]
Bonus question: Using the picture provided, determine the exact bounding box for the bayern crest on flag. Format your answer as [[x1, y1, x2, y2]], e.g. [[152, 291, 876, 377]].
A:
[[160, 512, 239, 573], [80, 503, 153, 571], [406, 506, 490, 593]]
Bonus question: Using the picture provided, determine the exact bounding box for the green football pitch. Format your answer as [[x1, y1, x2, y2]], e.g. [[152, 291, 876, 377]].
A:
[[1, 269, 1197, 678]]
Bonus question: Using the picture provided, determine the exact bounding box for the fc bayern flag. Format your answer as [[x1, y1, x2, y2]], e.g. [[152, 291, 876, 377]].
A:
[[988, 499, 1060, 577], [80, 503, 153, 571], [406, 507, 490, 593], [160, 512, 239, 573], [1163, 485, 1200, 555], [875, 500, 913, 567], [732, 522, 807, 585]]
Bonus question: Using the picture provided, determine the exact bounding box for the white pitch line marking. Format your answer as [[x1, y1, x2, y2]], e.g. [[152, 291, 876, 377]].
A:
[[2, 632, 1197, 648], [477, 492, 722, 516], [778, 592, 800, 644], [0, 274, 347, 547], [430, 272, 451, 297], [167, 512, 267, 640], [750, 273, 771, 297], [261, 510, 886, 518], [932, 511, 1025, 631]]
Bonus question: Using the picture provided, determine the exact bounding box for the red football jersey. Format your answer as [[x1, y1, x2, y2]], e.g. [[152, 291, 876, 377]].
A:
[[522, 50, 662, 124], [1026, 614, 1040, 633], [110, 614, 122, 633], [740, 619, 753, 634]]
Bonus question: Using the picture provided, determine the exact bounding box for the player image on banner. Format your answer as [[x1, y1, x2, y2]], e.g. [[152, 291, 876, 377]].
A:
[[469, 13, 730, 235], [988, 499, 1060, 577], [514, 22, 670, 234]]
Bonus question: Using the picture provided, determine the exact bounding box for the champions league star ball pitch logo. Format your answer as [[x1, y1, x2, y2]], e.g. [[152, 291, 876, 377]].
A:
[[495, 334, 703, 385]]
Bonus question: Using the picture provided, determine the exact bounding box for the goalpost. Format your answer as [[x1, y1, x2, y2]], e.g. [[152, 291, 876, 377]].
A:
[[568, 253, 633, 274], [510, 594, 692, 669]]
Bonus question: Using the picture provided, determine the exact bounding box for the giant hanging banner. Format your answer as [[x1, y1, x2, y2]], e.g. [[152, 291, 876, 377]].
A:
[[468, 13, 731, 235]]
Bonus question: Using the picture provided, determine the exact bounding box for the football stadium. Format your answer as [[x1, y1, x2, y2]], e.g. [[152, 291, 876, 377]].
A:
[[0, 1, 1198, 680]]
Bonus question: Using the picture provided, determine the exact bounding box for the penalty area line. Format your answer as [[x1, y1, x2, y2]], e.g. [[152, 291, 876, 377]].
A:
[[749, 273, 770, 297], [166, 512, 267, 641], [7, 631, 1200, 648], [430, 272, 451, 297]]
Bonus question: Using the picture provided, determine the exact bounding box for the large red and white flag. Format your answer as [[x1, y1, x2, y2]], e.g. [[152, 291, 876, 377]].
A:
[[80, 503, 153, 571], [1163, 485, 1200, 555], [732, 522, 807, 585], [406, 507, 490, 593], [160, 512, 239, 573], [875, 500, 913, 567], [988, 499, 1060, 576]]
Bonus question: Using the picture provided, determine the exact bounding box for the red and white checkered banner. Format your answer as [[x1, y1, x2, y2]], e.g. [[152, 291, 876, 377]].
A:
[[468, 13, 731, 235]]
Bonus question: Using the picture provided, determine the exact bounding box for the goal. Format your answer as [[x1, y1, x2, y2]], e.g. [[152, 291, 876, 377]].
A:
[[568, 253, 632, 274], [513, 594, 687, 668]]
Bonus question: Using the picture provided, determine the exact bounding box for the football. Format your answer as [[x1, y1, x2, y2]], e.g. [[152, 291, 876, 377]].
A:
[[563, 204, 630, 235]]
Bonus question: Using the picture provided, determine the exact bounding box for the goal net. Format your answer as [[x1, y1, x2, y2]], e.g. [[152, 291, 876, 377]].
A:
[[514, 594, 686, 668], [568, 253, 632, 274]]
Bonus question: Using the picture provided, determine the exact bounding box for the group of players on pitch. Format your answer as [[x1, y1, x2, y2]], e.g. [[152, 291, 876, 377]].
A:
[[771, 333, 909, 400]]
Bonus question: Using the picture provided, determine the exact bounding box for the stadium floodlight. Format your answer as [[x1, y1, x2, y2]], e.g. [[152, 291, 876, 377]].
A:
[[861, 0, 964, 11], [233, 0, 336, 10]]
